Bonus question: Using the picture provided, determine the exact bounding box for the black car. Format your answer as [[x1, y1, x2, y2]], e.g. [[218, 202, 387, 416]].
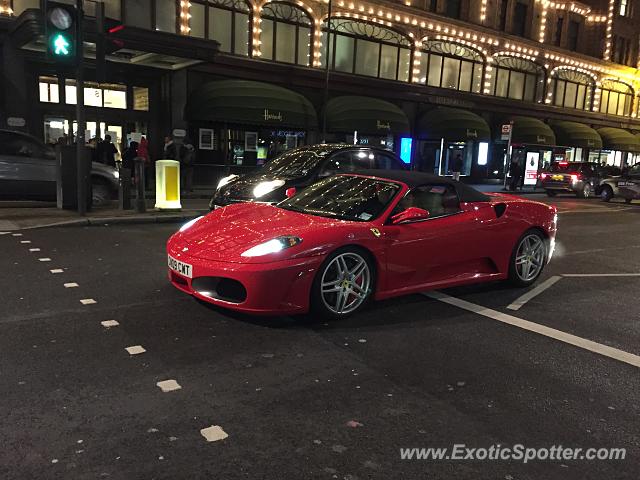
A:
[[209, 144, 407, 210], [539, 162, 619, 198]]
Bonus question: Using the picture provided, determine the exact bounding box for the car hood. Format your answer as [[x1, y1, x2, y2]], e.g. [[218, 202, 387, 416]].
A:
[[173, 203, 340, 263]]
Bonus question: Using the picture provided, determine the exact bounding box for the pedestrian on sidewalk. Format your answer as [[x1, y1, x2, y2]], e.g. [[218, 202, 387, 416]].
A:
[[122, 141, 139, 183], [137, 135, 152, 189], [180, 137, 196, 193], [102, 135, 118, 168], [509, 157, 522, 191], [163, 134, 178, 160], [450, 153, 463, 181]]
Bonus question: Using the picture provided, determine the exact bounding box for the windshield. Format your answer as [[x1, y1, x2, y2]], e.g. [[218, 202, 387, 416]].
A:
[[261, 148, 329, 177], [279, 175, 400, 221]]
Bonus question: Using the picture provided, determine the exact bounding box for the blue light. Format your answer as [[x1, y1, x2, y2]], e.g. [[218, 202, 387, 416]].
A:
[[400, 137, 412, 164]]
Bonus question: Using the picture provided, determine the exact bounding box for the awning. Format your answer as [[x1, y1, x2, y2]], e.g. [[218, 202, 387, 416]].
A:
[[510, 116, 555, 146], [184, 80, 317, 129], [325, 96, 410, 135], [417, 107, 490, 142], [549, 121, 602, 149], [597, 127, 640, 153]]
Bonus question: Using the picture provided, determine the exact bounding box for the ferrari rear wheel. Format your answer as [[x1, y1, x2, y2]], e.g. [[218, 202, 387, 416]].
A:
[[508, 230, 547, 287], [312, 248, 373, 319]]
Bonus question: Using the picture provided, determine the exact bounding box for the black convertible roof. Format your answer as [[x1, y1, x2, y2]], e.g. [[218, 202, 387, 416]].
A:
[[349, 169, 491, 203]]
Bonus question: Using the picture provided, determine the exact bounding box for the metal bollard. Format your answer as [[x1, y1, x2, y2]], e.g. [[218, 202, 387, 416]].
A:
[[118, 168, 132, 210], [134, 157, 146, 213]]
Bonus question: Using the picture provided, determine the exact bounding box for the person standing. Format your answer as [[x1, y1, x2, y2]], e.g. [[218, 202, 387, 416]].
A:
[[163, 135, 178, 160], [102, 134, 118, 167], [509, 157, 522, 191], [450, 153, 463, 181], [137, 135, 152, 189], [122, 140, 139, 183], [180, 137, 196, 193]]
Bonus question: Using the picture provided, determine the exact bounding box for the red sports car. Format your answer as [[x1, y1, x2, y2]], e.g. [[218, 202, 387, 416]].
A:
[[167, 171, 557, 318]]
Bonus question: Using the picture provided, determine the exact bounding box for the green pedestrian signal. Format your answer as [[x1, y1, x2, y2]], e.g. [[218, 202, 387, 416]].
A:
[[45, 2, 78, 64], [52, 33, 71, 56]]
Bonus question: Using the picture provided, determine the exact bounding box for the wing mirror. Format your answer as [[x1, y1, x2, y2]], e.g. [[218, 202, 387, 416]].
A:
[[391, 207, 430, 225]]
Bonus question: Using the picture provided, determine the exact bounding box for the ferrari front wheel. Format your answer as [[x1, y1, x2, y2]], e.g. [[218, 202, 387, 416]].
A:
[[312, 248, 373, 319], [508, 230, 547, 287]]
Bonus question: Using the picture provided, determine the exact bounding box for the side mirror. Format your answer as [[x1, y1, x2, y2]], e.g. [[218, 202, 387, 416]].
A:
[[391, 207, 430, 225]]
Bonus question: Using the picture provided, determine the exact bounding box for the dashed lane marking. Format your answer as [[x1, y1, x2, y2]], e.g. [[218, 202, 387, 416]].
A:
[[50, 269, 64, 274], [101, 320, 119, 328], [425, 291, 640, 369], [562, 273, 640, 277], [80, 299, 97, 305], [64, 283, 79, 288], [125, 345, 146, 355], [29, 248, 41, 252], [20, 240, 31, 244], [11, 233, 22, 237], [200, 426, 228, 442], [38, 258, 52, 262], [507, 276, 562, 311], [557, 207, 633, 214], [156, 380, 182, 392], [0, 232, 10, 235]]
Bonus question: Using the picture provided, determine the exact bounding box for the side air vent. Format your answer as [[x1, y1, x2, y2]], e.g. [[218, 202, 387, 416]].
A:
[[493, 203, 507, 218]]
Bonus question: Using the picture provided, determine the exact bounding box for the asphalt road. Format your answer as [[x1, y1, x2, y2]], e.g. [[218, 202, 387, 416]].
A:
[[1, 195, 639, 480]]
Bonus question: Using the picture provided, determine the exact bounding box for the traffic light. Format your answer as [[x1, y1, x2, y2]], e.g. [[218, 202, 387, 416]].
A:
[[45, 1, 78, 63]]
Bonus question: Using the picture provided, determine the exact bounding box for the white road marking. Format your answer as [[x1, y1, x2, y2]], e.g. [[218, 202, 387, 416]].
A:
[[507, 276, 563, 311], [20, 240, 31, 244], [101, 320, 119, 328], [64, 283, 79, 288], [80, 299, 97, 305], [156, 379, 181, 392], [562, 273, 640, 277], [0, 232, 10, 235], [425, 291, 640, 369], [38, 258, 52, 262], [558, 207, 632, 214], [125, 345, 146, 355], [50, 269, 64, 274], [11, 233, 22, 237], [29, 248, 41, 252], [200, 425, 228, 442]]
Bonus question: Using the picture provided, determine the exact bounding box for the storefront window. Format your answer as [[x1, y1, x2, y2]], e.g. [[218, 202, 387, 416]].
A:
[[417, 40, 483, 92], [191, 0, 250, 56], [321, 20, 412, 82], [261, 2, 312, 66], [125, 0, 177, 32], [11, 0, 39, 16], [65, 80, 127, 109], [598, 80, 634, 117], [39, 76, 60, 103], [490, 56, 545, 102], [549, 69, 593, 111], [133, 87, 150, 111]]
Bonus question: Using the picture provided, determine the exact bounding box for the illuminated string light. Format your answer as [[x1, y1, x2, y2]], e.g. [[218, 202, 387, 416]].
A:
[[179, 1, 191, 34], [603, 0, 615, 60]]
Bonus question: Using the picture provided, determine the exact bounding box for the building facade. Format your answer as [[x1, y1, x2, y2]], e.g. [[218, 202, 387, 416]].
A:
[[1, 0, 639, 183]]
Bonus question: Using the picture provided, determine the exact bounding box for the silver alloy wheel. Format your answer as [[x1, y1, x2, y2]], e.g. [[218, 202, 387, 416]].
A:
[[320, 252, 371, 315], [583, 184, 592, 198], [515, 234, 545, 282]]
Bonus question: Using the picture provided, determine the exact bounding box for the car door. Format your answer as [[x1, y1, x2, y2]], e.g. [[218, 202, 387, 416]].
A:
[[382, 183, 480, 292], [618, 164, 640, 198], [0, 132, 56, 198]]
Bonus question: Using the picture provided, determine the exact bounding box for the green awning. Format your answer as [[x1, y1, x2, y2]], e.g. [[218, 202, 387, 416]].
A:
[[549, 121, 602, 149], [597, 127, 640, 153], [417, 107, 490, 142], [184, 80, 317, 129], [510, 116, 555, 146], [325, 96, 410, 135]]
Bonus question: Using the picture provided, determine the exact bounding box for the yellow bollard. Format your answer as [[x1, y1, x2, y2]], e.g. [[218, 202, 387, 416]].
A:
[[155, 159, 182, 210]]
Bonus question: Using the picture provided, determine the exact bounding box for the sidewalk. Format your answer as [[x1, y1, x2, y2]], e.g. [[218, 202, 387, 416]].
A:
[[0, 198, 210, 231]]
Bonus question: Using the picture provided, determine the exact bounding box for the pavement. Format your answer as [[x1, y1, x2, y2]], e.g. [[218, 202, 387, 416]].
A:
[[1, 194, 639, 479]]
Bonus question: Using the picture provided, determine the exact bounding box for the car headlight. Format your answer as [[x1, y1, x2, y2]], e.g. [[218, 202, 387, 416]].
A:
[[217, 174, 238, 190], [241, 236, 302, 257], [179, 215, 204, 232], [253, 179, 285, 198]]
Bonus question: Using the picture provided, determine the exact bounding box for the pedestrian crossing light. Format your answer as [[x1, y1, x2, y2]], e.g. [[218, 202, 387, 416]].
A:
[[45, 2, 78, 63]]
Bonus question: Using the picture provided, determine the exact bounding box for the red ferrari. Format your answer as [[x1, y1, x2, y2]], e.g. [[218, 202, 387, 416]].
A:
[[167, 171, 557, 318]]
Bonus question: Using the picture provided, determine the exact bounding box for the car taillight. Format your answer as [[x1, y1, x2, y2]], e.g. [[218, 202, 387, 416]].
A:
[[539, 173, 547, 180], [285, 187, 297, 198], [571, 174, 580, 182]]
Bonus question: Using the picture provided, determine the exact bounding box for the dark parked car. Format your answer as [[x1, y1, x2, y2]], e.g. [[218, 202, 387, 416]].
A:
[[0, 129, 119, 205], [599, 163, 640, 203], [539, 162, 618, 198], [209, 144, 407, 210]]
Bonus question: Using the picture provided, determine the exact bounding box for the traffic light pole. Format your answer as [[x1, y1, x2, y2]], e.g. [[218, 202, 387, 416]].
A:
[[75, 0, 86, 215]]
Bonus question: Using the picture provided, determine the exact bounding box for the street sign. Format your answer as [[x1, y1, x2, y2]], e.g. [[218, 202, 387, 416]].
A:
[[501, 124, 512, 141]]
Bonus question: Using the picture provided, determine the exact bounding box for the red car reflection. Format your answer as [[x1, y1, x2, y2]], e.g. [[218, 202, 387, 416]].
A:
[[167, 171, 557, 318]]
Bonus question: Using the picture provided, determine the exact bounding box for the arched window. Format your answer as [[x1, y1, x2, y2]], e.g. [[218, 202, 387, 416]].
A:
[[417, 40, 483, 93], [491, 56, 545, 102], [190, 0, 251, 56], [549, 69, 594, 111], [598, 80, 634, 117], [260, 2, 312, 66], [321, 19, 412, 82]]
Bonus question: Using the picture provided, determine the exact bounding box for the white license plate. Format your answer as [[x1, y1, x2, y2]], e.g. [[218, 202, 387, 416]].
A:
[[168, 254, 192, 278]]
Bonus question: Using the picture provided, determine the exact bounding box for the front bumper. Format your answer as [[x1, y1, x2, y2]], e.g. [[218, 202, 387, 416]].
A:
[[167, 247, 324, 315]]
